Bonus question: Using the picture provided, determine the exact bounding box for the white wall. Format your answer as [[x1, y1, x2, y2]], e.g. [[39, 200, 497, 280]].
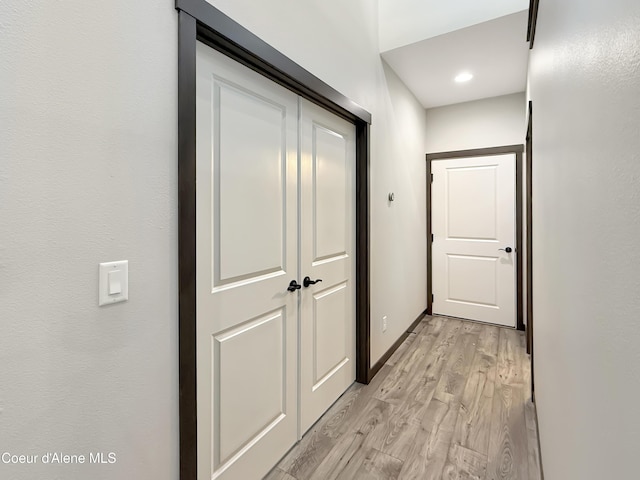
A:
[[378, 0, 529, 52], [0, 2, 427, 478], [371, 61, 429, 363], [0, 1, 179, 479], [425, 92, 526, 153], [528, 0, 640, 479]]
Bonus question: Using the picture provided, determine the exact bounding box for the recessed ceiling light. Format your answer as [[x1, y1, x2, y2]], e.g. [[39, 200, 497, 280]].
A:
[[454, 72, 474, 83]]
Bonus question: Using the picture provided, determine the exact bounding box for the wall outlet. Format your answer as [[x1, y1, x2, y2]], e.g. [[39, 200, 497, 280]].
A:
[[382, 315, 388, 332]]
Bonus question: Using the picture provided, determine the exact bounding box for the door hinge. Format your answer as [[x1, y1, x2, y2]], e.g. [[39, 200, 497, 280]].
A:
[[432, 294, 434, 302], [431, 173, 434, 183], [431, 233, 434, 242]]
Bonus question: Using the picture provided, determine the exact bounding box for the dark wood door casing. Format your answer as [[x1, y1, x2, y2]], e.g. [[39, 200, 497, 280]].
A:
[[426, 145, 525, 332], [176, 1, 373, 478]]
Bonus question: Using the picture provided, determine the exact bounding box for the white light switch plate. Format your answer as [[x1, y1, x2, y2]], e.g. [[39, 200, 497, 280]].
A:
[[99, 260, 129, 306]]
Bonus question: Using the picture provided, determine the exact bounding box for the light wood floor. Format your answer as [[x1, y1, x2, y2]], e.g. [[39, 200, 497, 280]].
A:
[[268, 316, 542, 480]]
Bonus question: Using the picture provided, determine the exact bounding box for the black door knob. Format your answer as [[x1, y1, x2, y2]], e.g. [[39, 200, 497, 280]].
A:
[[498, 247, 513, 253], [303, 276, 323, 288], [287, 280, 301, 292]]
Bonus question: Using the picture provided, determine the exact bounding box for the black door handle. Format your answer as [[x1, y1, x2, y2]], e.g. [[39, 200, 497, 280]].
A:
[[287, 280, 301, 292], [498, 247, 513, 253], [303, 276, 323, 288]]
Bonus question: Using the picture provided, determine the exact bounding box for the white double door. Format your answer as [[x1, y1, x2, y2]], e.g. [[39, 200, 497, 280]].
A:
[[195, 42, 356, 480], [432, 155, 516, 327]]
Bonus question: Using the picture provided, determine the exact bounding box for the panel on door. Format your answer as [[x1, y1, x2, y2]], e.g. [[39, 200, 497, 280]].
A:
[[195, 42, 298, 480], [299, 99, 356, 434], [432, 155, 516, 327]]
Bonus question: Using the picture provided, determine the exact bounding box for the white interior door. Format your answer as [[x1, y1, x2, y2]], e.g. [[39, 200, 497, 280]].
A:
[[299, 99, 356, 434], [432, 154, 516, 327], [196, 42, 299, 480]]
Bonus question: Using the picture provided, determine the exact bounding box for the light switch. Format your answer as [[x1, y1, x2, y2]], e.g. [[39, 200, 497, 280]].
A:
[[108, 271, 122, 295], [99, 260, 128, 306]]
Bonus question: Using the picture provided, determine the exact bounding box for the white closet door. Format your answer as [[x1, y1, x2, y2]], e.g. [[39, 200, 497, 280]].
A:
[[195, 42, 299, 480], [299, 99, 356, 434], [432, 154, 516, 327]]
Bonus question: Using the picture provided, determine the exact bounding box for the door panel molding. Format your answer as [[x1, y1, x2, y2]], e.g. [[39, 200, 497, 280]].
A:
[[299, 97, 356, 435], [213, 310, 286, 466], [177, 2, 372, 479], [213, 81, 288, 285], [312, 283, 349, 385], [426, 145, 524, 331]]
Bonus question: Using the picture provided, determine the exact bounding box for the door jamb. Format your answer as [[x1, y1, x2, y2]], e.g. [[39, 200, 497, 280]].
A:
[[426, 145, 525, 331], [176, 2, 372, 479], [527, 0, 540, 49], [526, 102, 535, 397]]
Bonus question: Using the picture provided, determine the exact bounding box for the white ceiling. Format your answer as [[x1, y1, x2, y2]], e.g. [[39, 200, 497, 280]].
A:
[[379, 0, 530, 52], [381, 10, 530, 109]]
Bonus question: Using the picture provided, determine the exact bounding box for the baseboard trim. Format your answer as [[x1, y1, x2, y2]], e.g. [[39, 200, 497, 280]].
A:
[[367, 309, 428, 383]]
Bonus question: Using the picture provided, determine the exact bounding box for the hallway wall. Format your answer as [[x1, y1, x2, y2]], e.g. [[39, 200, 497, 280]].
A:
[[0, 1, 427, 478], [528, 0, 640, 478], [425, 92, 526, 153], [0, 1, 179, 479]]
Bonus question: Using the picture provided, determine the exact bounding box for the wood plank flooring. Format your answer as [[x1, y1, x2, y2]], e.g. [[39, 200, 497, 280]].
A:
[[269, 316, 542, 480]]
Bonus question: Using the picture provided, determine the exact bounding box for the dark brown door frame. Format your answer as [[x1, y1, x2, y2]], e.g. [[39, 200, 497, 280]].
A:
[[426, 145, 525, 331], [176, 1, 372, 478], [527, 0, 540, 49], [526, 101, 535, 398]]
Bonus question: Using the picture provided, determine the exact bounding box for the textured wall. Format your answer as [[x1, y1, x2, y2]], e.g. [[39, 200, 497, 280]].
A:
[[528, 0, 640, 478], [425, 92, 526, 153], [371, 61, 429, 363], [0, 1, 178, 479]]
